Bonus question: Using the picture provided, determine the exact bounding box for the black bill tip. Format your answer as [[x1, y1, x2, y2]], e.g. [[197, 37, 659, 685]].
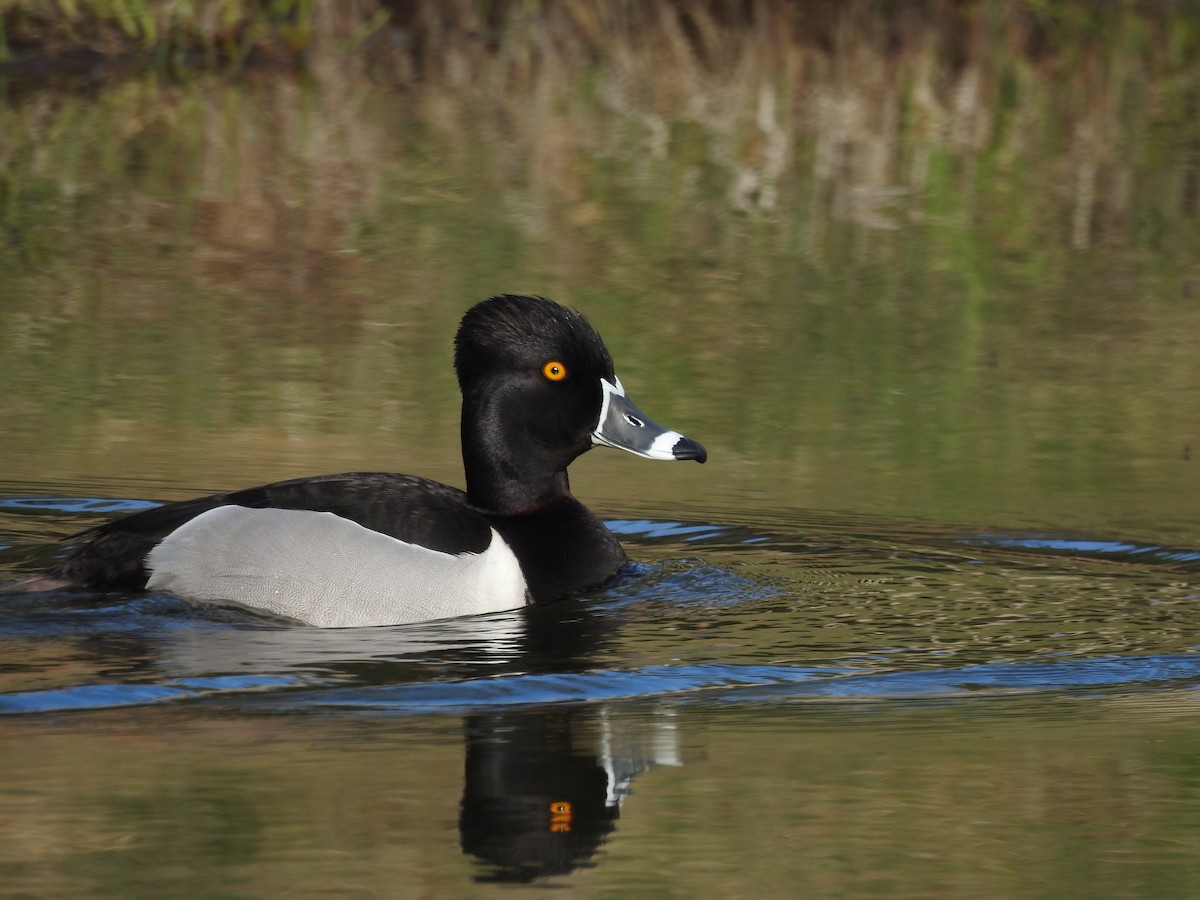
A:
[[672, 436, 707, 464]]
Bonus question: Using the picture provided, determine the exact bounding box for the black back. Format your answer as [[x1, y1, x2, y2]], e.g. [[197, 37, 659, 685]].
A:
[[52, 473, 493, 590]]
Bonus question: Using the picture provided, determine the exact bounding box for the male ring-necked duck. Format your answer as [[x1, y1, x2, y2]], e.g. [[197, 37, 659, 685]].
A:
[[13, 294, 706, 627]]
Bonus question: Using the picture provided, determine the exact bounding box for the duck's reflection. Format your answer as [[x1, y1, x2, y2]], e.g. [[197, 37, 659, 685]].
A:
[[460, 704, 681, 882], [450, 599, 682, 881], [136, 593, 684, 882], [461, 709, 617, 881]]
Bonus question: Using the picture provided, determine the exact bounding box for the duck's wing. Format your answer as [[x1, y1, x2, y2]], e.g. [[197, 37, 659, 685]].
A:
[[53, 473, 492, 589]]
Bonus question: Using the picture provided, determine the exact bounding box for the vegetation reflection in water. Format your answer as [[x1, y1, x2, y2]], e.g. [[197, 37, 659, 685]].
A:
[[2, 1, 1200, 895], [2, 0, 1198, 536]]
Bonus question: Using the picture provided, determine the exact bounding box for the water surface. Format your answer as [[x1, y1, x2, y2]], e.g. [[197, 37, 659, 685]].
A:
[[4, 494, 1200, 895]]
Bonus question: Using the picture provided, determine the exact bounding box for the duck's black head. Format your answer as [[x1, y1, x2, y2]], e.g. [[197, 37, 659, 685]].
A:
[[455, 295, 705, 513], [456, 295, 614, 396]]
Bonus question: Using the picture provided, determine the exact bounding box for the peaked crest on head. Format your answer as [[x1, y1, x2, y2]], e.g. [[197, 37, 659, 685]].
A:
[[454, 295, 613, 387]]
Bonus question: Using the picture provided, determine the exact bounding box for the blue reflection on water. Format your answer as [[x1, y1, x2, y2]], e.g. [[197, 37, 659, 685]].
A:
[[279, 654, 1200, 714], [959, 533, 1200, 564], [5, 654, 1200, 716], [0, 674, 306, 714], [607, 519, 730, 541], [0, 497, 160, 514]]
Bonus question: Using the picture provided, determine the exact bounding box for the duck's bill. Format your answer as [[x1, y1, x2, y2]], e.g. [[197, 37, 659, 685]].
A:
[[591, 377, 707, 463]]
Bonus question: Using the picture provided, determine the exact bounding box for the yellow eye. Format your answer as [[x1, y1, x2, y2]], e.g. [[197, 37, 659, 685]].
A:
[[542, 360, 568, 381]]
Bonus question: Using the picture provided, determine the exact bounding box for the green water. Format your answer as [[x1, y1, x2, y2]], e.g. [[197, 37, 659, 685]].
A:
[[5, 699, 1200, 897], [2, 2, 1200, 896]]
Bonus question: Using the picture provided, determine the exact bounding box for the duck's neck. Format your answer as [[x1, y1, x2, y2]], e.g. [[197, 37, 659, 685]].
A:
[[465, 458, 572, 514], [461, 405, 575, 514]]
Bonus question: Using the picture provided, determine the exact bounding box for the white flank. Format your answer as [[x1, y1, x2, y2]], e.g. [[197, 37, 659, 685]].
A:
[[145, 506, 528, 628]]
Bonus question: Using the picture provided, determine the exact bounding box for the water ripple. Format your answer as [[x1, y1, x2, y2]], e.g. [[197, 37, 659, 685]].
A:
[[4, 502, 1200, 717], [255, 654, 1200, 714], [0, 496, 161, 514], [0, 674, 306, 714], [958, 533, 1200, 566]]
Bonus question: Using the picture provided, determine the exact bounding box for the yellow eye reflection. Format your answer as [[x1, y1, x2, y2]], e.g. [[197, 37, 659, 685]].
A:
[[542, 360, 568, 381]]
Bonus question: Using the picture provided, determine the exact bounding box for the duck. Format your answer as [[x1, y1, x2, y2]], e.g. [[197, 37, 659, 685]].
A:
[[12, 294, 706, 627]]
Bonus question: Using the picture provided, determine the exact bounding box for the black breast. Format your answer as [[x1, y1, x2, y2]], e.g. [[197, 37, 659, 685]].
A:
[[487, 497, 627, 604]]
